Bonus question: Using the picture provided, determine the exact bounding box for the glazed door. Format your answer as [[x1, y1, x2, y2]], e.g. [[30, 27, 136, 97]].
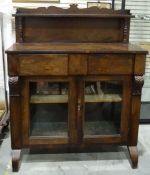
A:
[[80, 76, 131, 144], [21, 77, 76, 146]]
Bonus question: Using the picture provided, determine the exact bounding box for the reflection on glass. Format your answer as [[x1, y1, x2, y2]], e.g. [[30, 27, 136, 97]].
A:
[[84, 81, 122, 136], [29, 81, 68, 137]]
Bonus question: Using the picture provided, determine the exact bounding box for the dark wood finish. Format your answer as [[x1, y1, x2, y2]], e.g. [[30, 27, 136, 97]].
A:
[[21, 78, 30, 147], [83, 135, 122, 144], [13, 5, 133, 43], [121, 76, 132, 142], [134, 54, 146, 75], [14, 4, 132, 16], [23, 18, 123, 43], [69, 55, 87, 75], [6, 6, 148, 171], [88, 54, 133, 75], [77, 77, 84, 144], [123, 18, 130, 43], [12, 149, 22, 172], [19, 54, 68, 75], [6, 43, 147, 54], [29, 137, 69, 145], [15, 17, 23, 43], [68, 77, 78, 144], [128, 76, 144, 146], [9, 76, 22, 149], [7, 54, 19, 75], [128, 146, 138, 168]]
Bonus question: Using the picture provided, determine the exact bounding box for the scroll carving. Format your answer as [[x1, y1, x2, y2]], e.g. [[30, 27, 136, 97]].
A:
[[9, 76, 20, 96], [15, 4, 131, 15], [132, 76, 144, 96]]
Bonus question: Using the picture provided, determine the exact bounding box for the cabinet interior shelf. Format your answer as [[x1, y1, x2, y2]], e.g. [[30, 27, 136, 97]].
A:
[[85, 94, 122, 102], [30, 95, 68, 104], [30, 94, 122, 104]]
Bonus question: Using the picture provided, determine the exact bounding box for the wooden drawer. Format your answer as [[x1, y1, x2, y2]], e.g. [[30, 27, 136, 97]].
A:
[[88, 54, 133, 75], [19, 54, 68, 75]]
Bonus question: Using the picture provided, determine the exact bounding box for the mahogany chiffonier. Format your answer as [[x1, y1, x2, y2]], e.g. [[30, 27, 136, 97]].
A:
[[6, 5, 148, 172]]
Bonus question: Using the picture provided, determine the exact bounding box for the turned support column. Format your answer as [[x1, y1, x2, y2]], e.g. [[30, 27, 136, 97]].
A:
[[9, 76, 22, 172]]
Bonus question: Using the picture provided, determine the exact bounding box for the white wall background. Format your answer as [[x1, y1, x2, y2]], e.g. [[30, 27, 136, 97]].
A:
[[0, 0, 150, 101], [0, 0, 13, 99], [0, 14, 4, 87]]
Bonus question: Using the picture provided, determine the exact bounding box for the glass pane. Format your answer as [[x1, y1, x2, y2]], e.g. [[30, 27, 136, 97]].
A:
[[84, 80, 123, 136], [29, 81, 68, 137]]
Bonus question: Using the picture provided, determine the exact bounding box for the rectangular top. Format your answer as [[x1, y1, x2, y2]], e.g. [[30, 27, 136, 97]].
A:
[[6, 43, 148, 54]]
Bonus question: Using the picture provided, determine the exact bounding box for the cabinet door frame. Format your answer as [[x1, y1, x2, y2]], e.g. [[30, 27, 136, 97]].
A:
[[21, 76, 77, 147], [79, 75, 132, 144]]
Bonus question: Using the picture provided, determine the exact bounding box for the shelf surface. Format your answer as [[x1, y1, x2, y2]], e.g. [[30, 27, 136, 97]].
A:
[[85, 94, 122, 103], [30, 94, 122, 104], [30, 95, 68, 104], [6, 43, 148, 54]]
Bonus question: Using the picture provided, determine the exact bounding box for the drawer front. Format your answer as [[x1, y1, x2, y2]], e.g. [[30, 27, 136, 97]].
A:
[[88, 54, 133, 75], [19, 54, 68, 75]]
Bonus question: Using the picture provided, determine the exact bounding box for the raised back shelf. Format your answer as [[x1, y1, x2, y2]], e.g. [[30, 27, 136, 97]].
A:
[[14, 4, 133, 43]]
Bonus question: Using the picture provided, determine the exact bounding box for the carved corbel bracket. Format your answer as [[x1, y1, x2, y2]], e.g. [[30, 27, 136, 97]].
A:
[[132, 76, 144, 96], [9, 76, 20, 96]]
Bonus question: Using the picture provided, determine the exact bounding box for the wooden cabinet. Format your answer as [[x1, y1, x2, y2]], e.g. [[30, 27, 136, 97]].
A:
[[6, 5, 148, 172]]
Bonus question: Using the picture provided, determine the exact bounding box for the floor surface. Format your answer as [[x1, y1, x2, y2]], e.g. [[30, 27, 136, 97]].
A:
[[0, 125, 150, 175]]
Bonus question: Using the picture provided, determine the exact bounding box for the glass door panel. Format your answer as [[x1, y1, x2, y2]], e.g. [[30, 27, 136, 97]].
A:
[[29, 81, 68, 137], [84, 80, 123, 136]]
